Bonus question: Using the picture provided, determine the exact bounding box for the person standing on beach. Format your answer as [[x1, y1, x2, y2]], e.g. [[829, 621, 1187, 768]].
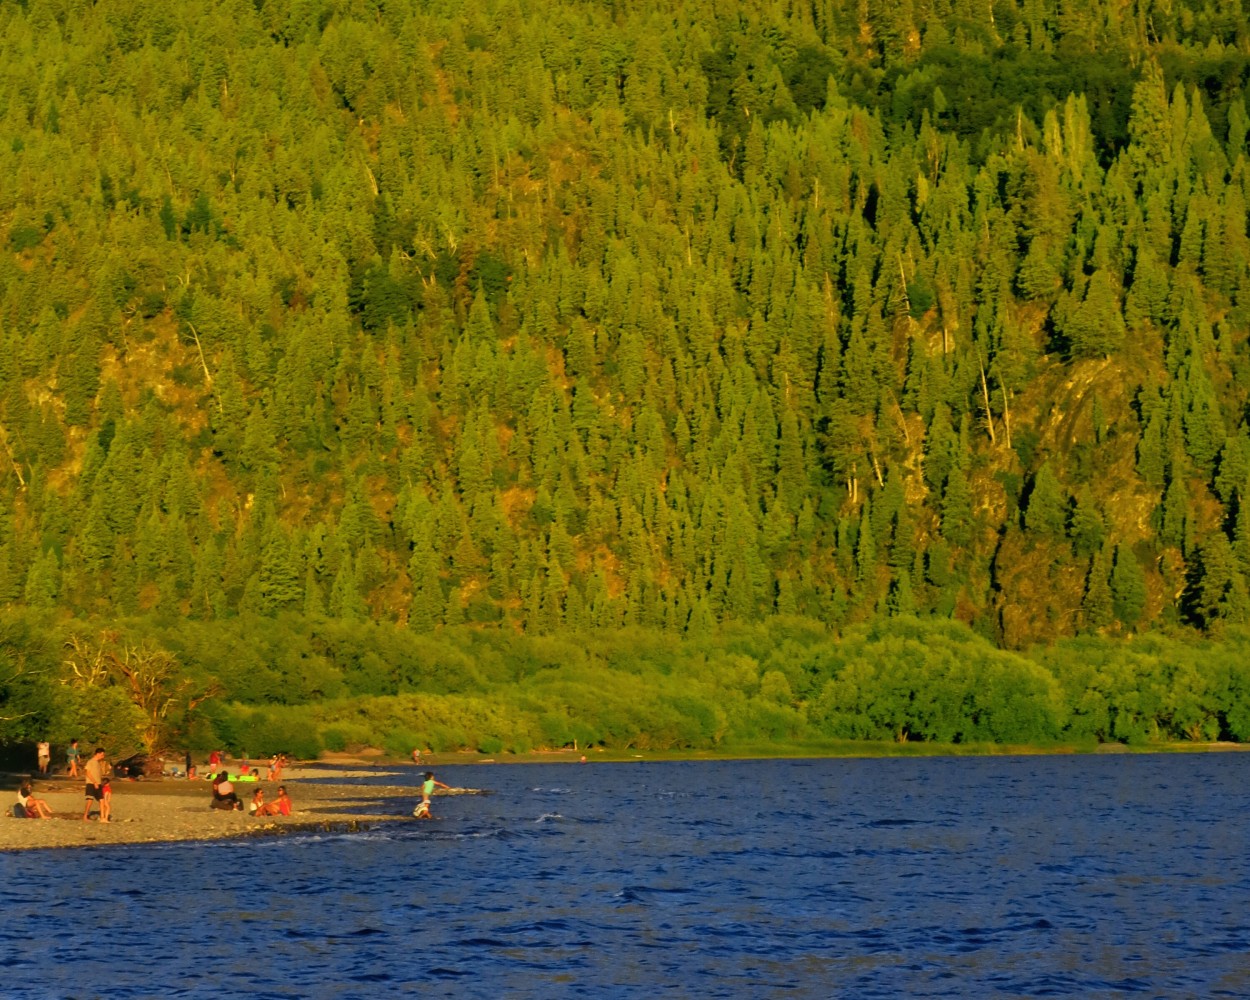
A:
[[36, 740, 50, 776], [100, 773, 112, 823], [412, 771, 449, 819], [82, 748, 106, 821], [66, 739, 80, 778]]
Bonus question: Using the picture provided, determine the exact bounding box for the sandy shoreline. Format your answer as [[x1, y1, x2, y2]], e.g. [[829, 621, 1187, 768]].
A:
[[6, 739, 1247, 852], [0, 748, 590, 852], [0, 765, 436, 852]]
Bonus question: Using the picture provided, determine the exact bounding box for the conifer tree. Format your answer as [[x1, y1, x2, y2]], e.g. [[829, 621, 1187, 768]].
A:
[[941, 466, 974, 548], [1060, 269, 1126, 359], [1069, 488, 1105, 558], [258, 524, 304, 615], [1136, 411, 1167, 489], [1188, 533, 1250, 629], [22, 548, 60, 610], [1110, 543, 1147, 629], [1160, 469, 1189, 549], [855, 496, 876, 584], [886, 568, 916, 616], [1128, 59, 1170, 176], [1081, 547, 1115, 633], [1026, 462, 1067, 537]]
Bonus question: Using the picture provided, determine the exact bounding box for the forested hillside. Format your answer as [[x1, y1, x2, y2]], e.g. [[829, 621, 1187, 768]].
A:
[[2, 0, 1250, 755]]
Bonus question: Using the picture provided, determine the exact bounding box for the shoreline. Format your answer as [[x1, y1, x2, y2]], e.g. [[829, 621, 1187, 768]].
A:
[[0, 765, 424, 853], [0, 754, 510, 853], [338, 739, 1250, 767], [5, 739, 1246, 852]]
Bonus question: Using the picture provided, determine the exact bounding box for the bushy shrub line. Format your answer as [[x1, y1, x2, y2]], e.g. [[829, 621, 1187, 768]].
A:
[[8, 611, 1250, 756]]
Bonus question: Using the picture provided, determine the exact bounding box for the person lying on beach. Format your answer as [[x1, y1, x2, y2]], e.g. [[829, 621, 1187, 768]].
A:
[[17, 783, 52, 819], [210, 771, 242, 811]]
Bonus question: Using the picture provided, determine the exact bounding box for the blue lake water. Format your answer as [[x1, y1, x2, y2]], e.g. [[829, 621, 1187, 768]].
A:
[[3, 754, 1250, 998]]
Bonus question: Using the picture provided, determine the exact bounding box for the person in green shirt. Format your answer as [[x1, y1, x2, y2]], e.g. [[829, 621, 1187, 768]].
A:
[[412, 771, 449, 819]]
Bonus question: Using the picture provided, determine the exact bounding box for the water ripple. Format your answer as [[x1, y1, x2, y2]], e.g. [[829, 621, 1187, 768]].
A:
[[8, 755, 1250, 998]]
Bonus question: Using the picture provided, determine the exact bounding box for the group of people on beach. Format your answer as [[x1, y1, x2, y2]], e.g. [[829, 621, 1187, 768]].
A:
[[14, 740, 297, 823], [12, 741, 109, 821], [17, 741, 454, 827], [208, 768, 293, 817], [201, 751, 287, 782]]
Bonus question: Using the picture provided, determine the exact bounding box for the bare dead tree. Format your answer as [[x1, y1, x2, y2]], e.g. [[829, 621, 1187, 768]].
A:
[[64, 633, 221, 755]]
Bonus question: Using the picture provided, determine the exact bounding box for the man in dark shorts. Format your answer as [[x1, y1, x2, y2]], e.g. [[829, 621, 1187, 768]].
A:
[[82, 748, 106, 821]]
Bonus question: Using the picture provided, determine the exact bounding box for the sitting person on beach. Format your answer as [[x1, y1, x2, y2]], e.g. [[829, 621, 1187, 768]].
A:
[[249, 788, 281, 817], [274, 786, 292, 816], [210, 771, 242, 811], [17, 783, 52, 819]]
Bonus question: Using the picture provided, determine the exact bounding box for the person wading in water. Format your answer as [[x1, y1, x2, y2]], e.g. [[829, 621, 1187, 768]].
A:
[[412, 771, 450, 819]]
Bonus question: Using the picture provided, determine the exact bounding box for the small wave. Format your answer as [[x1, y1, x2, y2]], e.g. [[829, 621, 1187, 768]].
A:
[[1007, 918, 1054, 932], [282, 925, 386, 942], [415, 828, 512, 841], [500, 917, 578, 934], [535, 812, 564, 823], [427, 967, 473, 980], [347, 971, 395, 983], [614, 884, 693, 905], [1000, 973, 1152, 995]]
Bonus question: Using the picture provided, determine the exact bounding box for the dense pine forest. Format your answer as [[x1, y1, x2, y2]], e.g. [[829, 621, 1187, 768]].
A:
[[3, 0, 1250, 758]]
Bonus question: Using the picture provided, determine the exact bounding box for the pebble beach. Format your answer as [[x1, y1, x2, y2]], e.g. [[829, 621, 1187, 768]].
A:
[[0, 764, 422, 851]]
